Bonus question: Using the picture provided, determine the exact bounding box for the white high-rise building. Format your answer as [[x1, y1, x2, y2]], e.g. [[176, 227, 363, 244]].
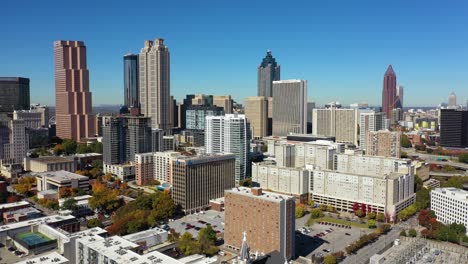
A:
[[135, 151, 181, 185], [431, 188, 468, 235], [334, 153, 413, 177], [272, 80, 307, 136], [0, 119, 28, 165], [205, 114, 251, 183], [359, 111, 386, 150], [397, 85, 404, 108], [139, 38, 172, 134], [312, 106, 359, 145]]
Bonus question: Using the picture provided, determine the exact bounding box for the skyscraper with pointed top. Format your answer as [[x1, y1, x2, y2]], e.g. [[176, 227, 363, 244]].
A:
[[257, 50, 280, 97], [382, 65, 397, 119]]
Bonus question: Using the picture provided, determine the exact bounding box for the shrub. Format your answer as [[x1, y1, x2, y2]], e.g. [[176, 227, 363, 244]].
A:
[[368, 219, 377, 229], [408, 229, 417, 237], [400, 230, 407, 237], [310, 208, 324, 219]]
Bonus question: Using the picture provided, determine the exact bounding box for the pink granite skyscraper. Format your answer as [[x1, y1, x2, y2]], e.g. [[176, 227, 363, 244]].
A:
[[54, 40, 95, 142], [382, 64, 397, 119]]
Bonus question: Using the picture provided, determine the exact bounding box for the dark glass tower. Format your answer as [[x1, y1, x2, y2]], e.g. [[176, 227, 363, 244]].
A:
[[257, 50, 280, 97], [0, 77, 30, 113], [124, 54, 139, 110], [440, 109, 468, 148]]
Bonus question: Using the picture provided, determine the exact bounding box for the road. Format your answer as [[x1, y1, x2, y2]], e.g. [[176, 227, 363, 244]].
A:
[[403, 148, 468, 170]]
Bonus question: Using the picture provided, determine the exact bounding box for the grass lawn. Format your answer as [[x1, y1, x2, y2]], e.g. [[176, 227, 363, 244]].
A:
[[307, 216, 369, 229]]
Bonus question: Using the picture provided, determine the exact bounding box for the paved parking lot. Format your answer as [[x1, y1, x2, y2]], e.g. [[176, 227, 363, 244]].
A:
[[295, 215, 372, 258], [168, 210, 224, 238]]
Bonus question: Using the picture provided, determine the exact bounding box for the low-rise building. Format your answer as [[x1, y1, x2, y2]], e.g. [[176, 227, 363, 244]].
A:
[[24, 156, 78, 173], [0, 201, 30, 217], [431, 188, 468, 235], [73, 153, 102, 170], [103, 163, 135, 181], [16, 252, 69, 264], [35, 170, 89, 192], [122, 227, 168, 248], [135, 151, 181, 185]]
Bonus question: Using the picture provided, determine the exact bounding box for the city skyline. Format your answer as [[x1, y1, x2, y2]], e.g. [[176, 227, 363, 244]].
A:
[[1, 1, 468, 107]]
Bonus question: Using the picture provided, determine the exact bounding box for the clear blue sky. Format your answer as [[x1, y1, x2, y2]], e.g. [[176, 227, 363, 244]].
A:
[[1, 0, 467, 107]]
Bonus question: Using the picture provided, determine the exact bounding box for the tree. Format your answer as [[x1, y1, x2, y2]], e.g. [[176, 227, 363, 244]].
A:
[[53, 144, 64, 155], [408, 229, 417, 237], [168, 228, 180, 242], [355, 209, 365, 218], [442, 177, 464, 189], [415, 188, 430, 210], [88, 181, 121, 213], [307, 200, 315, 207], [400, 230, 407, 237], [376, 213, 385, 222], [90, 168, 102, 178], [368, 219, 377, 229], [199, 225, 217, 243], [401, 134, 412, 148], [324, 254, 337, 264], [310, 208, 324, 219], [76, 143, 90, 154], [61, 198, 78, 211], [178, 232, 196, 255], [459, 153, 468, 164], [442, 165, 456, 173], [87, 218, 103, 228], [13, 176, 36, 196], [367, 212, 376, 220], [239, 178, 253, 187], [59, 187, 76, 198], [327, 205, 335, 212], [88, 141, 103, 153], [92, 159, 103, 169], [62, 139, 77, 154], [319, 204, 327, 211], [295, 204, 306, 218]]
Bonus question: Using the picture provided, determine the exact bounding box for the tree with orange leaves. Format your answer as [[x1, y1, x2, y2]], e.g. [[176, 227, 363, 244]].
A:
[[88, 181, 121, 213]]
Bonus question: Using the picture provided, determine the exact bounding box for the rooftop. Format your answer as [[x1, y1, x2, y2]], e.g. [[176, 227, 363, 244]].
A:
[[0, 215, 76, 233], [16, 252, 69, 264], [28, 156, 75, 164], [0, 201, 30, 210], [432, 188, 468, 201], [73, 153, 102, 158], [122, 227, 167, 243], [34, 170, 88, 182], [226, 187, 294, 203]]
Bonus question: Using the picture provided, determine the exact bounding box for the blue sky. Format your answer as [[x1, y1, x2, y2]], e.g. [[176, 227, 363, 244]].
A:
[[1, 0, 467, 107]]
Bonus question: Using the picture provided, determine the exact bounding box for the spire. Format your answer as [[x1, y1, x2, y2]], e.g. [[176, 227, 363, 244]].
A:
[[385, 64, 395, 76], [260, 50, 277, 67], [239, 231, 251, 262]]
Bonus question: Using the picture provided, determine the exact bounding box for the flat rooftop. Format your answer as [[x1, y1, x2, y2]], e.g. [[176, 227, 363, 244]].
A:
[[432, 188, 468, 201], [16, 252, 69, 264], [73, 153, 102, 158], [28, 156, 75, 164], [0, 214, 76, 233], [122, 227, 167, 243], [226, 187, 294, 203], [0, 201, 29, 210], [35, 170, 88, 182]]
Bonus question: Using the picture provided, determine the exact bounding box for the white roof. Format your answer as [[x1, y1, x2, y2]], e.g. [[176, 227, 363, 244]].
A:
[[432, 188, 468, 201], [226, 187, 294, 203], [0, 215, 76, 233], [35, 170, 88, 182], [16, 252, 68, 264], [0, 200, 29, 210]]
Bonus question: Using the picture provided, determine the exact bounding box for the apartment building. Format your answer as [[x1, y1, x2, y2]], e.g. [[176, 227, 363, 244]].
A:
[[135, 151, 180, 185], [431, 188, 468, 235]]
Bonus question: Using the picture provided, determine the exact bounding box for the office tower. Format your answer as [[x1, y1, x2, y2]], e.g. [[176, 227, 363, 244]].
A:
[[448, 92, 457, 107], [185, 105, 224, 146], [135, 151, 180, 185], [312, 107, 359, 145], [0, 77, 30, 113], [172, 154, 236, 213], [102, 116, 152, 171], [13, 111, 42, 129], [177, 94, 196, 130], [245, 96, 268, 138], [359, 111, 386, 149], [54, 41, 95, 141], [257, 50, 280, 97], [431, 188, 468, 232], [0, 119, 28, 165], [272, 80, 307, 136], [139, 38, 172, 134], [205, 114, 251, 183], [30, 104, 50, 127], [224, 187, 295, 260], [123, 53, 139, 114], [396, 85, 404, 109], [391, 108, 403, 124], [267, 97, 273, 136], [192, 94, 213, 106], [213, 95, 233, 114], [171, 96, 178, 128], [366, 130, 401, 158], [439, 109, 468, 148], [307, 102, 316, 134], [382, 65, 397, 119]]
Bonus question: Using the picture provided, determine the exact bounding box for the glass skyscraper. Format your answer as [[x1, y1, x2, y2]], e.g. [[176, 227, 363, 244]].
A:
[[257, 50, 280, 97], [124, 53, 139, 109]]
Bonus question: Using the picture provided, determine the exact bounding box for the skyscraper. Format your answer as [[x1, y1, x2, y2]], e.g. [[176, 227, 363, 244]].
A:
[[359, 111, 386, 150], [396, 85, 404, 109], [440, 109, 468, 148], [245, 96, 268, 138], [272, 80, 307, 136], [54, 40, 95, 141], [257, 50, 280, 97], [312, 106, 359, 145], [382, 65, 397, 119], [139, 38, 172, 134], [124, 53, 139, 113], [205, 114, 251, 184], [448, 92, 457, 107], [0, 77, 30, 113]]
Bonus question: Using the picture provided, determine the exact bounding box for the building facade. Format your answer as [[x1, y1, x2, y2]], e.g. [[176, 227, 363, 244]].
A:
[[135, 151, 180, 186], [213, 95, 233, 114], [139, 39, 172, 133], [334, 153, 413, 176], [366, 130, 401, 158], [13, 110, 42, 129], [272, 80, 307, 136], [431, 188, 468, 235], [382, 65, 397, 121], [35, 171, 89, 192], [171, 154, 236, 213], [0, 77, 30, 113], [205, 114, 251, 183], [185, 105, 224, 130], [24, 156, 77, 173], [0, 119, 28, 165], [313, 107, 359, 145], [54, 40, 95, 141], [359, 111, 386, 150], [124, 53, 139, 113], [245, 96, 269, 138], [224, 187, 295, 260], [439, 109, 468, 148], [257, 50, 280, 97]]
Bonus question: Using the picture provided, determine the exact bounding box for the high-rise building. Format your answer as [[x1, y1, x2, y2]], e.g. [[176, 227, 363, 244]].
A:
[[334, 153, 413, 176], [396, 85, 404, 109], [307, 102, 316, 134], [431, 188, 468, 234], [213, 95, 233, 114], [245, 96, 268, 138], [102, 116, 152, 170], [0, 77, 30, 113], [13, 110, 42, 129], [224, 187, 295, 260], [54, 40, 95, 141], [439, 109, 468, 148], [0, 119, 28, 165], [205, 114, 251, 183], [391, 108, 403, 124], [312, 106, 359, 145], [366, 130, 401, 158], [257, 50, 280, 97], [185, 105, 224, 146], [382, 65, 397, 120], [359, 111, 386, 149], [123, 54, 139, 113], [135, 151, 180, 186], [448, 92, 457, 107], [139, 39, 172, 134], [172, 154, 236, 213], [272, 80, 307, 136], [30, 104, 50, 127]]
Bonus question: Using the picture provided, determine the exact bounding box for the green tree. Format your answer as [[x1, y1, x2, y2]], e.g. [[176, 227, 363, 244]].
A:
[[61, 139, 77, 154], [415, 188, 430, 210], [442, 165, 456, 173], [324, 254, 337, 264], [459, 153, 468, 164], [178, 232, 196, 255], [376, 213, 385, 222], [310, 208, 324, 219], [198, 225, 217, 243], [327, 205, 335, 212], [401, 134, 412, 148], [368, 219, 377, 229], [400, 230, 407, 237], [61, 198, 78, 211], [76, 143, 90, 154], [53, 144, 64, 155], [355, 209, 365, 218], [442, 177, 464, 189], [89, 141, 103, 153], [408, 229, 417, 237], [367, 212, 376, 220], [239, 178, 253, 187], [92, 159, 103, 169], [87, 218, 103, 228], [319, 204, 327, 211], [307, 200, 315, 207]]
